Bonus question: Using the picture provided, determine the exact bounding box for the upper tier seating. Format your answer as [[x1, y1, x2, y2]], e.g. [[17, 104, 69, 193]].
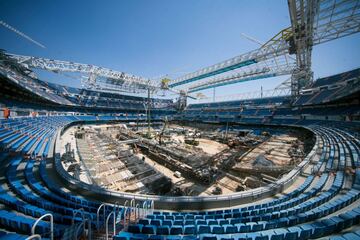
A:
[[312, 68, 360, 88], [187, 96, 289, 111], [0, 65, 175, 111], [294, 68, 360, 106]]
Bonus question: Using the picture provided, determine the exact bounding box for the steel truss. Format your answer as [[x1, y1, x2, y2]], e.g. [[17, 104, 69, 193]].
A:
[[187, 54, 295, 93], [5, 53, 158, 93], [169, 28, 294, 88], [3, 0, 359, 97], [172, 0, 360, 98], [288, 0, 360, 95]]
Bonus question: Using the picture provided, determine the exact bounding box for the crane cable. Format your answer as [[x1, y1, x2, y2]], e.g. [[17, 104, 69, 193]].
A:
[[0, 20, 46, 49]]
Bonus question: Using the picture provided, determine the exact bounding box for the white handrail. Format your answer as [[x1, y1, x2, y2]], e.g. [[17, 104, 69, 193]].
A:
[[130, 198, 135, 208], [96, 203, 112, 231], [31, 213, 53, 240], [105, 211, 116, 240], [25, 234, 42, 240], [72, 208, 86, 239], [150, 200, 154, 215], [123, 200, 129, 208], [142, 201, 148, 218], [130, 199, 136, 221], [123, 207, 131, 230], [84, 213, 93, 240], [135, 203, 140, 221], [123, 207, 127, 228], [113, 201, 121, 221], [75, 222, 84, 240]]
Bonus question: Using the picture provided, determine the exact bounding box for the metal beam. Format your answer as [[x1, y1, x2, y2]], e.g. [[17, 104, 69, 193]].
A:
[[185, 42, 296, 93], [169, 29, 293, 88], [288, 0, 360, 95], [188, 67, 293, 93], [174, 0, 360, 95], [313, 0, 360, 44], [5, 53, 158, 91]]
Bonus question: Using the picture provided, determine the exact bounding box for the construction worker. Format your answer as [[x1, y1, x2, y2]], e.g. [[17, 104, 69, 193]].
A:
[[3, 106, 10, 119]]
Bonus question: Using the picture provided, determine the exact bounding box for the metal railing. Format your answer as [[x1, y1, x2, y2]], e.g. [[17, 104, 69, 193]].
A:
[[25, 235, 42, 240], [31, 213, 53, 240], [96, 203, 113, 231]]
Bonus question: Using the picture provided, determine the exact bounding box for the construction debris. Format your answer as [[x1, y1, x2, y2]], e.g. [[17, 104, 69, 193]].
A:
[[61, 122, 311, 196]]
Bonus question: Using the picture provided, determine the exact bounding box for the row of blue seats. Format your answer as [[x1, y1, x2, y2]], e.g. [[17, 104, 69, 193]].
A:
[[327, 127, 359, 168], [330, 229, 360, 240], [3, 155, 115, 237], [0, 230, 28, 240], [186, 97, 288, 110], [24, 159, 98, 214], [38, 159, 101, 209], [311, 128, 330, 172], [126, 170, 330, 234], [0, 209, 60, 238], [116, 191, 360, 239], [27, 158, 117, 227], [0, 116, 72, 158], [145, 174, 326, 222], [6, 157, 79, 225], [125, 172, 346, 235], [182, 105, 359, 118], [312, 68, 360, 88], [0, 156, 63, 238], [1, 153, 111, 238]]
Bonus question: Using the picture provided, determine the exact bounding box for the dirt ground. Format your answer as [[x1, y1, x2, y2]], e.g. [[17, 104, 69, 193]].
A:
[[171, 135, 228, 155], [234, 134, 298, 168]]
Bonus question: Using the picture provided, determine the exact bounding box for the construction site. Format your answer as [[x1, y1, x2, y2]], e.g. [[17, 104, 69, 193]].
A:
[[59, 121, 313, 197]]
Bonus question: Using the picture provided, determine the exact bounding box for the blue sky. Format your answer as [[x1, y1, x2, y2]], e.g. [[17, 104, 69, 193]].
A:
[[1, 0, 359, 101]]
